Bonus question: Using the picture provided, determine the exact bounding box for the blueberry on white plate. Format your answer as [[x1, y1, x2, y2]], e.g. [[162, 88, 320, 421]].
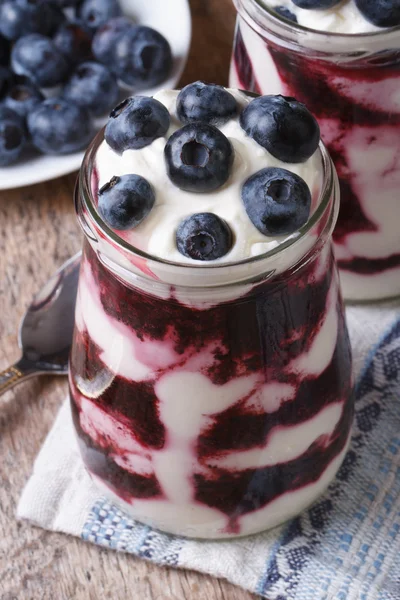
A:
[[0, 0, 63, 41], [27, 98, 92, 155], [92, 16, 134, 67], [0, 107, 27, 166], [105, 96, 171, 152], [98, 174, 155, 230], [177, 82, 238, 126], [164, 123, 234, 193], [4, 82, 44, 119], [78, 0, 122, 32], [63, 61, 119, 117], [53, 22, 93, 66], [113, 25, 173, 90], [242, 167, 311, 236], [176, 213, 233, 261], [240, 94, 320, 163], [11, 34, 70, 88]]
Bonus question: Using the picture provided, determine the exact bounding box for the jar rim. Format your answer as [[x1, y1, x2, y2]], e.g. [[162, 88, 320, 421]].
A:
[[77, 127, 338, 280], [234, 0, 400, 53]]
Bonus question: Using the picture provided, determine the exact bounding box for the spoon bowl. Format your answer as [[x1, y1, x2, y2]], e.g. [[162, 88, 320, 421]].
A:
[[0, 253, 81, 396]]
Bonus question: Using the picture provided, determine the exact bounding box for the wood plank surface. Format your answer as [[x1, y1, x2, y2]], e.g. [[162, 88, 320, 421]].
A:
[[0, 1, 259, 598]]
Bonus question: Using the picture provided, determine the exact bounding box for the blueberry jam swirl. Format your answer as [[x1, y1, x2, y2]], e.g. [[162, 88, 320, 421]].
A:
[[70, 237, 353, 537]]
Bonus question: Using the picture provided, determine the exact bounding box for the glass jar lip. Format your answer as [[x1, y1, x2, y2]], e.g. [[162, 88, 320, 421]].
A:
[[78, 127, 337, 274], [235, 0, 400, 46]]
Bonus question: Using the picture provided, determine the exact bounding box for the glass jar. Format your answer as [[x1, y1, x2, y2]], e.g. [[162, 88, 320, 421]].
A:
[[230, 0, 400, 301], [69, 130, 353, 539]]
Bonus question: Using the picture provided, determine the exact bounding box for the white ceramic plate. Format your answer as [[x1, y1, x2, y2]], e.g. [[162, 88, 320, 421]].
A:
[[0, 0, 192, 190]]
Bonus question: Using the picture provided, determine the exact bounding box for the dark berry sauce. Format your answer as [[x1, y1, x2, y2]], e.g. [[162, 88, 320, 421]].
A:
[[69, 238, 353, 536]]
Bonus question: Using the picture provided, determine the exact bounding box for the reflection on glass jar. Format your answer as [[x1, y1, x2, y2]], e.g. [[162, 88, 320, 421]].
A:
[[69, 131, 353, 539], [230, 0, 400, 301]]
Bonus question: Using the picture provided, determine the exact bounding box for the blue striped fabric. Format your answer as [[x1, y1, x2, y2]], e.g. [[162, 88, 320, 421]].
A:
[[81, 318, 400, 600]]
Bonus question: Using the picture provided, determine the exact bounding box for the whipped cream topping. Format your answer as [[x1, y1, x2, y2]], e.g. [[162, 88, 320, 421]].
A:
[[263, 0, 381, 34], [95, 88, 321, 264]]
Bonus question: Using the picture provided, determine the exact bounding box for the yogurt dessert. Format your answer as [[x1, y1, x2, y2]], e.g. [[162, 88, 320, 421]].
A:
[[230, 0, 400, 300], [70, 83, 354, 538]]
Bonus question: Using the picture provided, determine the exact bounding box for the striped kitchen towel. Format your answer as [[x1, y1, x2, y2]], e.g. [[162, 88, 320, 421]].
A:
[[18, 302, 400, 600]]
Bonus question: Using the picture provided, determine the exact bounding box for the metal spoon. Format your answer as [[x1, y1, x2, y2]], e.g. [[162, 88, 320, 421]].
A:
[[0, 252, 81, 397]]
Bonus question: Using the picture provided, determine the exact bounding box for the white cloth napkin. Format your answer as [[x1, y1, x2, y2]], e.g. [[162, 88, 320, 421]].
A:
[[18, 302, 400, 600]]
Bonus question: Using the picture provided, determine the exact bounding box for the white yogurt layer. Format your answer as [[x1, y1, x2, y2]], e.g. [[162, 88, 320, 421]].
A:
[[92, 441, 350, 538], [95, 89, 322, 264], [262, 0, 381, 34]]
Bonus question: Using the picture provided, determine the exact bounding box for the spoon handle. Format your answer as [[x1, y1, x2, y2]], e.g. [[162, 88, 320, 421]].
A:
[[0, 363, 30, 396]]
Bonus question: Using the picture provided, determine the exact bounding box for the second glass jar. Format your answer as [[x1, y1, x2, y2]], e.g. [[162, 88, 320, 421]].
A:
[[230, 0, 400, 301]]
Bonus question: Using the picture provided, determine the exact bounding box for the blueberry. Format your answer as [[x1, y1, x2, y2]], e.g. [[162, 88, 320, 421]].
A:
[[4, 83, 44, 119], [0, 67, 13, 100], [0, 0, 64, 41], [114, 26, 173, 89], [98, 174, 155, 231], [27, 98, 92, 154], [176, 213, 233, 261], [0, 34, 10, 67], [164, 123, 234, 193], [241, 167, 311, 236], [176, 82, 238, 126], [274, 6, 298, 21], [240, 95, 320, 163], [355, 0, 400, 27], [291, 0, 342, 8], [105, 96, 170, 153], [0, 107, 26, 166], [92, 17, 133, 67], [53, 23, 93, 66], [11, 34, 70, 88], [78, 0, 122, 32], [63, 61, 118, 117]]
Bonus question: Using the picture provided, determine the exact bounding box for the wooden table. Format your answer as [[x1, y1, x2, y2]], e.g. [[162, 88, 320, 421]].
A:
[[0, 1, 259, 598]]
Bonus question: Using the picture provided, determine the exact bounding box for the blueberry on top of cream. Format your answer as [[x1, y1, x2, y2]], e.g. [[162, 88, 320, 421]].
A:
[[105, 95, 170, 152], [177, 81, 238, 126], [98, 174, 155, 230], [242, 167, 311, 236], [164, 123, 234, 193], [355, 0, 400, 27], [97, 84, 321, 264], [176, 213, 233, 260], [240, 95, 320, 164]]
